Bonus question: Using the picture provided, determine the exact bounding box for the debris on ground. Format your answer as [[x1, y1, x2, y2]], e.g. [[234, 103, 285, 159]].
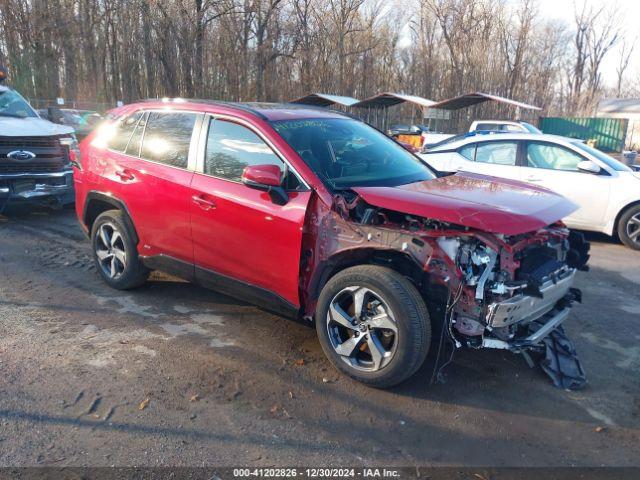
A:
[[138, 398, 150, 410], [189, 394, 200, 402], [294, 359, 305, 366]]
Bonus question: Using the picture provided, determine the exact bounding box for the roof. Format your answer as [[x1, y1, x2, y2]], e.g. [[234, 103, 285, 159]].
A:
[[352, 92, 436, 109], [598, 98, 640, 114], [425, 131, 577, 151], [139, 99, 348, 121], [289, 93, 360, 107], [426, 92, 541, 111]]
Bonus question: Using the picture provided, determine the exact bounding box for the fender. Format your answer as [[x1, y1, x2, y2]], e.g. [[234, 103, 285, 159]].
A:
[[82, 190, 140, 244]]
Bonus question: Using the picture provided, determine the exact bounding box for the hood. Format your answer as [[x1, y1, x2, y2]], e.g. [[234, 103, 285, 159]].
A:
[[0, 116, 75, 137], [352, 172, 578, 236]]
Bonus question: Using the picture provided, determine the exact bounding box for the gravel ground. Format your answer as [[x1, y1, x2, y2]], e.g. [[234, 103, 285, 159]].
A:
[[0, 205, 639, 467]]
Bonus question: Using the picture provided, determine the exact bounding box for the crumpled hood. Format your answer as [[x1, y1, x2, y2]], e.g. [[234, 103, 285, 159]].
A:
[[352, 172, 579, 236], [0, 116, 75, 137]]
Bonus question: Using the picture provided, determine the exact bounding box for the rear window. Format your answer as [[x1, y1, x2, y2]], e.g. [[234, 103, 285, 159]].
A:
[[107, 112, 143, 152], [140, 112, 197, 169]]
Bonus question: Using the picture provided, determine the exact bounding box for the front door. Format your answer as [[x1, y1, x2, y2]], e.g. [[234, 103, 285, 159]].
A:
[[190, 116, 311, 308], [520, 140, 610, 229]]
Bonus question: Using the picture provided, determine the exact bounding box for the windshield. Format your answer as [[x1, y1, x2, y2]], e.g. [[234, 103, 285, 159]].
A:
[[0, 89, 37, 118], [272, 118, 434, 188], [571, 141, 632, 172]]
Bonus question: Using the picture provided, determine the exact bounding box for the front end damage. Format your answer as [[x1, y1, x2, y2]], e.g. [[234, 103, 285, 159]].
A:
[[301, 191, 590, 390]]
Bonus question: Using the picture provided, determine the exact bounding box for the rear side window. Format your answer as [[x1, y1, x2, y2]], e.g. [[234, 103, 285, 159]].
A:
[[475, 141, 518, 166], [204, 119, 284, 182], [140, 112, 197, 168], [125, 112, 148, 157], [107, 112, 142, 152]]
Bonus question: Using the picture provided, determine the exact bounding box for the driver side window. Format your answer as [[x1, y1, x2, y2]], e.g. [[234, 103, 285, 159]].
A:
[[527, 142, 585, 171]]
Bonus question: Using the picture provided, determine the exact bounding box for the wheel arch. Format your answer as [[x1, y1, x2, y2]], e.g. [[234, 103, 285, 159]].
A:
[[83, 191, 139, 244], [305, 247, 426, 315], [613, 199, 640, 236]]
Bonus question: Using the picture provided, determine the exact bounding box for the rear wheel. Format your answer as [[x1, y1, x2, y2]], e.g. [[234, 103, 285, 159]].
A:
[[91, 210, 149, 289], [618, 205, 640, 250], [315, 265, 431, 388]]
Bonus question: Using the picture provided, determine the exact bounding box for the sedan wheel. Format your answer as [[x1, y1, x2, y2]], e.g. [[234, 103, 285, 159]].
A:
[[625, 213, 640, 247], [327, 286, 398, 372], [618, 205, 640, 250]]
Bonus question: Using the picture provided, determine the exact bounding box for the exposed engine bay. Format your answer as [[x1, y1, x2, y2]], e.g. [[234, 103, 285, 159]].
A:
[[301, 191, 591, 390]]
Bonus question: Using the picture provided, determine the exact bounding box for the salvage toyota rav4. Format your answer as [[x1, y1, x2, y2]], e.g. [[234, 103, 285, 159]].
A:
[[74, 100, 590, 388]]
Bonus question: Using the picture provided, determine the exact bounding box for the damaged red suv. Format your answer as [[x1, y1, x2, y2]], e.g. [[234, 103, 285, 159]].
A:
[[74, 100, 590, 388]]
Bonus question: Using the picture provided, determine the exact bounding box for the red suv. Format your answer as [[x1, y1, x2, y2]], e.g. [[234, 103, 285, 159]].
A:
[[74, 100, 590, 388]]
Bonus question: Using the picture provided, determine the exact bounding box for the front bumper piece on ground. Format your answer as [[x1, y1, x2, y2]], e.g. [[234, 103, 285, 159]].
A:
[[480, 268, 587, 390], [0, 170, 74, 204]]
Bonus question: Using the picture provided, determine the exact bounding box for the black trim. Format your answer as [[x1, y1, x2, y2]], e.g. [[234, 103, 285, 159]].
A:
[[141, 254, 300, 320], [83, 191, 139, 244]]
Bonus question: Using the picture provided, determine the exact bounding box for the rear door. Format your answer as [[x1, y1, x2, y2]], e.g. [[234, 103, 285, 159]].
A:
[[453, 139, 523, 181], [520, 140, 610, 229], [190, 116, 311, 307], [111, 110, 202, 262]]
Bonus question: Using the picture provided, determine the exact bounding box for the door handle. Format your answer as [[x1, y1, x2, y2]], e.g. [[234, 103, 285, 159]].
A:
[[115, 169, 135, 181], [525, 176, 542, 182], [192, 195, 216, 210]]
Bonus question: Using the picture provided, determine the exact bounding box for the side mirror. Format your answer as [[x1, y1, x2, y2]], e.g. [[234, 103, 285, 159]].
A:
[[577, 160, 601, 174], [241, 164, 288, 205]]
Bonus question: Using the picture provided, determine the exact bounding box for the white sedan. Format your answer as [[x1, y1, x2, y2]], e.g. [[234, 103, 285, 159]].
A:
[[420, 132, 640, 250]]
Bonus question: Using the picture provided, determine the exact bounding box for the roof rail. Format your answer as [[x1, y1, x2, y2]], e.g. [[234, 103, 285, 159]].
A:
[[140, 98, 269, 120]]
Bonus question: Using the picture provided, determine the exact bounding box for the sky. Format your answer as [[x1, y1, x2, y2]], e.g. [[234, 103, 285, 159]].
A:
[[533, 0, 640, 87]]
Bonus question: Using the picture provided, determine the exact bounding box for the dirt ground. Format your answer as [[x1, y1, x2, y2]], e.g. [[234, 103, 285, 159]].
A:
[[0, 205, 639, 468]]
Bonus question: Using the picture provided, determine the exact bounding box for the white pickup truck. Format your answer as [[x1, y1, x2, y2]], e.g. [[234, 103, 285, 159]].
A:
[[421, 120, 541, 149], [0, 77, 77, 206]]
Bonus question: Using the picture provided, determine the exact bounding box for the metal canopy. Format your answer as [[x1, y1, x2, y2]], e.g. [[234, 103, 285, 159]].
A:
[[289, 93, 360, 108], [426, 92, 541, 111], [352, 92, 436, 109]]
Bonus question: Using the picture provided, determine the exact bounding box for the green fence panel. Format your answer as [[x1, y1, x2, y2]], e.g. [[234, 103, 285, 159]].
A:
[[538, 117, 628, 152]]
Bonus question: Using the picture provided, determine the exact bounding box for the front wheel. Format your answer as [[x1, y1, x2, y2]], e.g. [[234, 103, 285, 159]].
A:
[[315, 265, 431, 388], [618, 205, 640, 250]]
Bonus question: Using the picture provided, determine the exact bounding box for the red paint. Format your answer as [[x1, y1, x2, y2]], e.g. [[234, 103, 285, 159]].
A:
[[242, 164, 283, 187], [353, 172, 578, 236], [75, 100, 578, 315]]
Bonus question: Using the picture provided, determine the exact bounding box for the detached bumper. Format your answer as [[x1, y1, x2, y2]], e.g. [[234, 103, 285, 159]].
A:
[[0, 170, 74, 203], [481, 268, 581, 351]]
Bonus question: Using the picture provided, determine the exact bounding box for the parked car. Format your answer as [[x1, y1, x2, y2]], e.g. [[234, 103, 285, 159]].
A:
[[420, 132, 640, 250], [39, 107, 103, 141], [0, 76, 77, 206], [74, 100, 589, 388], [469, 120, 542, 134], [421, 120, 541, 147]]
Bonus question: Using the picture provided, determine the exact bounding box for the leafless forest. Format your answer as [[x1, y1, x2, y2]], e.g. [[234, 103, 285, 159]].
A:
[[0, 0, 636, 114]]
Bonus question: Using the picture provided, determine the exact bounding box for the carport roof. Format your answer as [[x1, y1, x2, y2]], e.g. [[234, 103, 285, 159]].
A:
[[289, 93, 360, 107], [352, 92, 436, 109], [426, 92, 541, 111]]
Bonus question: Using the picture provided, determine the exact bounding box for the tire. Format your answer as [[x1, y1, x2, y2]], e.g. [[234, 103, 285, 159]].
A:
[[91, 210, 149, 289], [617, 204, 640, 250], [315, 265, 431, 388]]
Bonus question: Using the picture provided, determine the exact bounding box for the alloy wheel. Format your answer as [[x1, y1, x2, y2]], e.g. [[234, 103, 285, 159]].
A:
[[326, 286, 398, 372], [95, 222, 127, 279], [626, 213, 640, 247]]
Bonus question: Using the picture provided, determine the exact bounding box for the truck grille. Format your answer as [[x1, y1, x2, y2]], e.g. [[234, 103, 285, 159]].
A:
[[0, 136, 70, 174]]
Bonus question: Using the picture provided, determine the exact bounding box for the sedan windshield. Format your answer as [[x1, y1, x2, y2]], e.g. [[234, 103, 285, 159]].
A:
[[272, 118, 434, 188], [0, 89, 37, 118], [571, 141, 632, 172]]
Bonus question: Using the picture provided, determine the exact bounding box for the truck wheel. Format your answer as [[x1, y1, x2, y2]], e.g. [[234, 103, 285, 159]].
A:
[[618, 204, 640, 250], [315, 265, 431, 388], [91, 210, 149, 289]]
